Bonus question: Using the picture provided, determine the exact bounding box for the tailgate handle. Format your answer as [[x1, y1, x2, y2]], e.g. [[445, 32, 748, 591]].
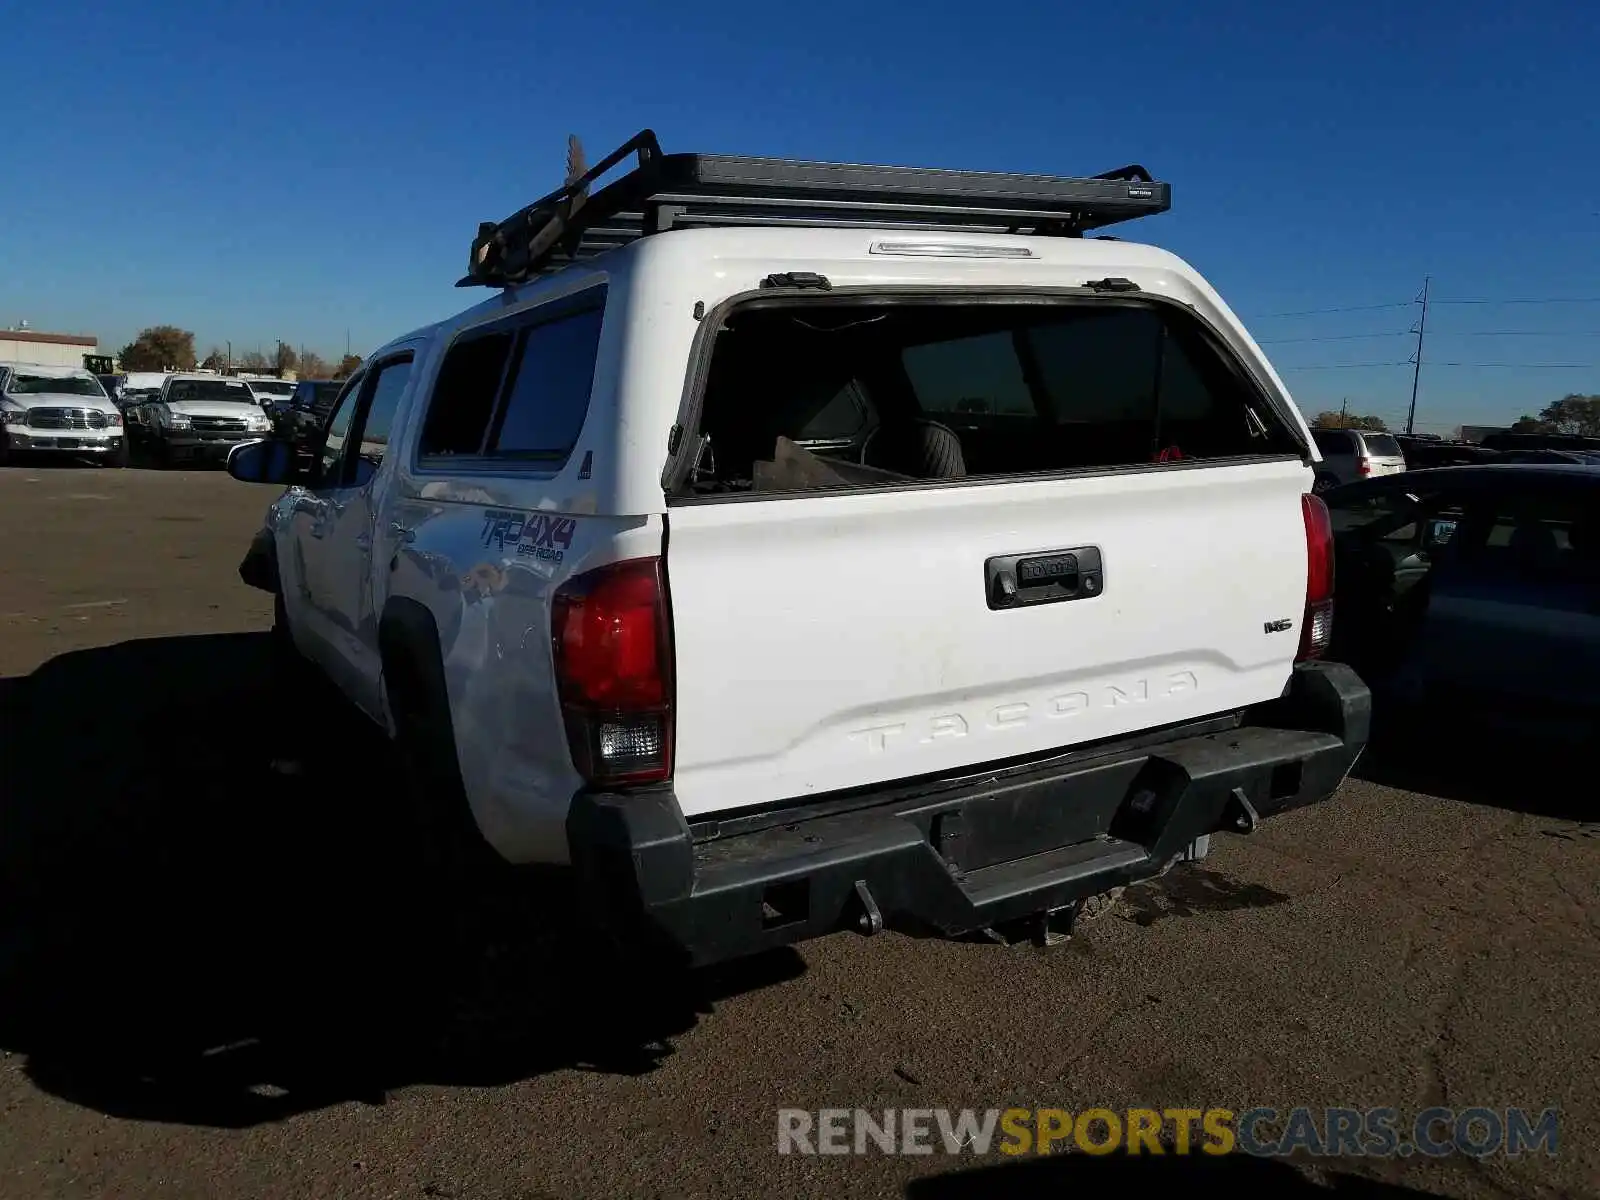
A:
[[985, 547, 1103, 610]]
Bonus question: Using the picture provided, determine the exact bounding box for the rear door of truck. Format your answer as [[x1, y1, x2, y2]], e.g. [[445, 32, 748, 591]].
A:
[[662, 289, 1316, 818]]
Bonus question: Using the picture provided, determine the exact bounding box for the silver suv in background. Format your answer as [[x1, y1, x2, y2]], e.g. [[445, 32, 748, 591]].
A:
[[1311, 428, 1407, 491]]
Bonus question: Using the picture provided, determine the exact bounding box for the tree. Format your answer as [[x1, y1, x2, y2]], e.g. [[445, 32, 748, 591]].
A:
[[334, 354, 363, 379], [299, 350, 332, 378], [274, 342, 298, 374], [200, 346, 227, 371], [1512, 394, 1600, 438], [118, 325, 196, 372], [1310, 410, 1388, 431], [236, 350, 270, 371]]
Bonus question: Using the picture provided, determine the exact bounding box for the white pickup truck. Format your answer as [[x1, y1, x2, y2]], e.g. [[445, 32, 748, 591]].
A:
[[0, 363, 128, 466], [130, 373, 274, 466], [230, 132, 1369, 967]]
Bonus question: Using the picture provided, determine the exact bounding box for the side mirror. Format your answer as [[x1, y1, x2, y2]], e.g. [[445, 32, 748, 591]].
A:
[[227, 438, 295, 484], [1423, 518, 1457, 549]]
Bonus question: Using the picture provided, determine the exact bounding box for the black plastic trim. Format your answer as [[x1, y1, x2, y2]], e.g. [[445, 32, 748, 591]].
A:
[[566, 661, 1370, 967]]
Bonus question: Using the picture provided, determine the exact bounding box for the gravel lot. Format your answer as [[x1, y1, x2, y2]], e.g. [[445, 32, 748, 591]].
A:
[[0, 464, 1595, 1200]]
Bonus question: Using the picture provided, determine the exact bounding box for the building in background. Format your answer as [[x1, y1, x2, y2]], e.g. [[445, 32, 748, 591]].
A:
[[0, 327, 100, 369]]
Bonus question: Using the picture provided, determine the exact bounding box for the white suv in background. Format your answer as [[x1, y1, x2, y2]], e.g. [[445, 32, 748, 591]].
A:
[[1310, 428, 1407, 491], [0, 363, 128, 466]]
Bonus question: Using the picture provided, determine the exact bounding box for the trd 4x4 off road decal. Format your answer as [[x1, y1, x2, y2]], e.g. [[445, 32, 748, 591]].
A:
[[479, 509, 577, 564]]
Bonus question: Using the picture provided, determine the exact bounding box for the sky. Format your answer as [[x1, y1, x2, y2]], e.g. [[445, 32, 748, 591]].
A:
[[1, 0, 1595, 434]]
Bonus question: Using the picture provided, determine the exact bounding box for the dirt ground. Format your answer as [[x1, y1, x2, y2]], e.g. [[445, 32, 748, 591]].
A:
[[0, 464, 1595, 1200]]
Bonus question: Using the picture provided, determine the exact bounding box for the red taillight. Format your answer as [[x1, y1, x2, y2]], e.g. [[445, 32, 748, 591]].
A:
[[551, 557, 674, 786], [1358, 458, 1372, 477], [1299, 493, 1335, 661]]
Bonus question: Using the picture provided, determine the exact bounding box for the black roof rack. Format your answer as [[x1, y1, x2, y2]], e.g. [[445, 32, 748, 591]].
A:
[[458, 130, 1172, 289]]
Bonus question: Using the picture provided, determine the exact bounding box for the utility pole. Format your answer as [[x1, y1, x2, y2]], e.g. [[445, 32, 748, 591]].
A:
[[1405, 275, 1430, 435], [1339, 397, 1349, 428], [226, 340, 231, 373]]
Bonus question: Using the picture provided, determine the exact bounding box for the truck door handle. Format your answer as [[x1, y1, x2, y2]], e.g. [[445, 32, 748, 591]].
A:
[[388, 521, 416, 544], [985, 547, 1104, 610]]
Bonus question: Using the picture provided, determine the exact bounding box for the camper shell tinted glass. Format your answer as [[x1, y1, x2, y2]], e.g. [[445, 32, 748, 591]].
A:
[[672, 292, 1301, 498], [416, 286, 606, 469]]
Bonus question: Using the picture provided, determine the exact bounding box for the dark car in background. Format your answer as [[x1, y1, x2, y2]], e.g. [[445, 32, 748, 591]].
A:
[[1392, 434, 1500, 469], [1480, 431, 1600, 456], [1324, 464, 1600, 749], [273, 378, 343, 439]]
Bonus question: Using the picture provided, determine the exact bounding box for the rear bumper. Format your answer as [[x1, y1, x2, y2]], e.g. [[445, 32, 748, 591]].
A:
[[568, 661, 1370, 968]]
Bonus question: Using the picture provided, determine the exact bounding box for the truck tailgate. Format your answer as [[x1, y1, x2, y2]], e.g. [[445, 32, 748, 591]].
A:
[[665, 457, 1311, 817]]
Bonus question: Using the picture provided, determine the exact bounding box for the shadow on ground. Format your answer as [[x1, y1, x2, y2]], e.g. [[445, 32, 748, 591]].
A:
[[1350, 703, 1592, 821], [906, 1151, 1446, 1198], [0, 633, 801, 1128]]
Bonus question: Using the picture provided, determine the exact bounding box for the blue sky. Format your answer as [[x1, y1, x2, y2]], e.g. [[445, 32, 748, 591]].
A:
[[1, 0, 1594, 432]]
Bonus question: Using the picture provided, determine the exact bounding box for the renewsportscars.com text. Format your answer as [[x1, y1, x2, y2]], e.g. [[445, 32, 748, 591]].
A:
[[777, 1107, 1560, 1158]]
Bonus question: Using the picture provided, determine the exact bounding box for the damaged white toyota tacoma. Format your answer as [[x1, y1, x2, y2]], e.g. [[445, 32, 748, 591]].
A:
[[230, 131, 1369, 967]]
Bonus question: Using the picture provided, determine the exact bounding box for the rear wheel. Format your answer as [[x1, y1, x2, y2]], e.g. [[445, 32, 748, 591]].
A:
[[381, 640, 506, 887]]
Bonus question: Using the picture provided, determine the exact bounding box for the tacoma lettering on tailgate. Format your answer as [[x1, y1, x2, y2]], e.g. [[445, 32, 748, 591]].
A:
[[847, 671, 1200, 754]]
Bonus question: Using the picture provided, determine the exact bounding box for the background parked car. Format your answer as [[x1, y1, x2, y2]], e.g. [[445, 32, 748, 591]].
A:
[[273, 378, 343, 439], [243, 377, 296, 417], [1392, 434, 1500, 469], [1480, 431, 1600, 456], [1324, 464, 1600, 748], [0, 363, 128, 467], [126, 374, 273, 466], [1492, 448, 1600, 466], [1311, 427, 1408, 491]]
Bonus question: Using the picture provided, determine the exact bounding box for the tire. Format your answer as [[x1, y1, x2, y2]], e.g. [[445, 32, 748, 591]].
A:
[[267, 591, 317, 748], [381, 638, 505, 888], [106, 441, 130, 468]]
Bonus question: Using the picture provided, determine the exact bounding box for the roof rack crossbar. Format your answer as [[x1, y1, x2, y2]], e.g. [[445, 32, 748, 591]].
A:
[[457, 131, 1171, 288]]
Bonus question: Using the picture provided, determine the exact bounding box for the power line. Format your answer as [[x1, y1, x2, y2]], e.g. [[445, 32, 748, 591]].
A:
[[1273, 361, 1587, 371], [1429, 329, 1600, 337], [1248, 301, 1411, 319], [1430, 361, 1596, 369], [1263, 330, 1600, 344], [1431, 297, 1600, 307], [1277, 361, 1413, 370], [1256, 332, 1408, 345], [1249, 296, 1600, 320]]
